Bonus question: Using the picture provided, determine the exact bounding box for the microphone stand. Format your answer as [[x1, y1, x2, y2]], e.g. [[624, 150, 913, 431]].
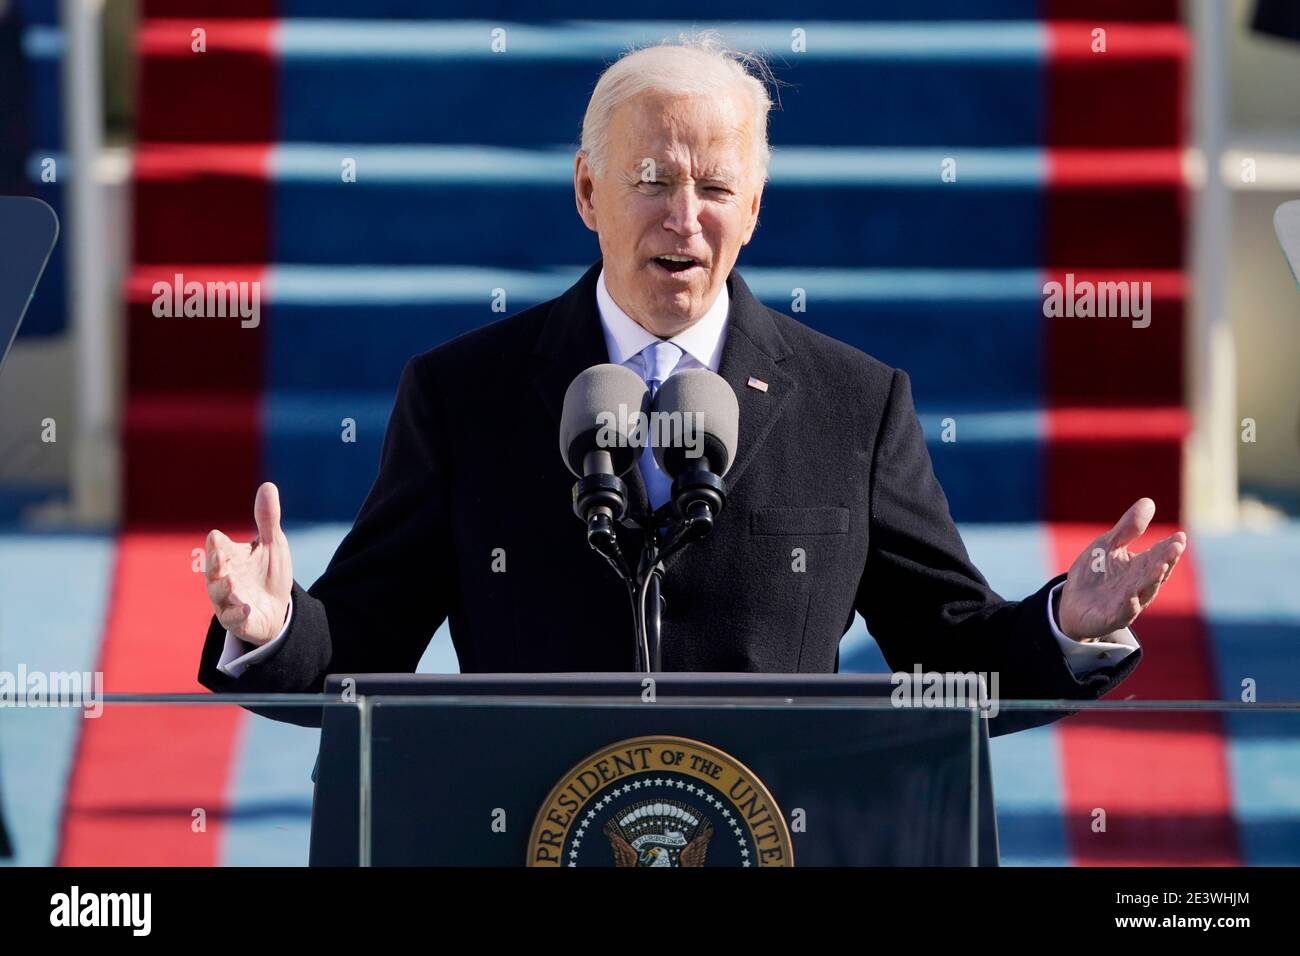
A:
[[575, 469, 726, 673], [622, 492, 720, 673], [631, 512, 671, 673]]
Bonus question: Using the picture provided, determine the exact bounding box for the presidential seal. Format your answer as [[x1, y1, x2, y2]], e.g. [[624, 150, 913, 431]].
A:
[[527, 735, 793, 867]]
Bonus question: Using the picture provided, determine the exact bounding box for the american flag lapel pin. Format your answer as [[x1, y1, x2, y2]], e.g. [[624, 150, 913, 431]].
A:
[[746, 376, 769, 393]]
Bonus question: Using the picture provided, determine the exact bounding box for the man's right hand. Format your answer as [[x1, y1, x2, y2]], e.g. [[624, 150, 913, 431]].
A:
[[204, 482, 294, 646]]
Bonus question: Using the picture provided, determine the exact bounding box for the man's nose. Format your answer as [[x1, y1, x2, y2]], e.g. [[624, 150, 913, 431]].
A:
[[661, 184, 703, 235]]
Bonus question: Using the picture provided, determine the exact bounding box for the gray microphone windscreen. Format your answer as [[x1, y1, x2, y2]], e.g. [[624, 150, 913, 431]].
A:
[[650, 368, 740, 478], [559, 363, 649, 477]]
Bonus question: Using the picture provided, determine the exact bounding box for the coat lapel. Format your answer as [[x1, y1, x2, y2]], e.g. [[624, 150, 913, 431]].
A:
[[658, 269, 796, 571], [712, 268, 796, 492], [529, 260, 651, 516], [530, 259, 608, 427]]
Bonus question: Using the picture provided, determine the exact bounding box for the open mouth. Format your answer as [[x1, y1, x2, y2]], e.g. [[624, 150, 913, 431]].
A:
[[652, 255, 701, 275]]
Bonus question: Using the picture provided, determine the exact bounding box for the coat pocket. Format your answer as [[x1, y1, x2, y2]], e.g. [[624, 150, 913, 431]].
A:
[[749, 506, 851, 536]]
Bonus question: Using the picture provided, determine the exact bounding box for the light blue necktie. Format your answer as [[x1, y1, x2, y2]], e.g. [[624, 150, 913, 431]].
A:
[[636, 340, 683, 511]]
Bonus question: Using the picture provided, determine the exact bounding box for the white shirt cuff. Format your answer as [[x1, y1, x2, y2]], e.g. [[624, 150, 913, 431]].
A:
[[216, 598, 293, 678], [1047, 582, 1139, 677]]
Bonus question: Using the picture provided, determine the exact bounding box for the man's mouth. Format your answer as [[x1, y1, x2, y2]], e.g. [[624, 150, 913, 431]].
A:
[[652, 255, 702, 275]]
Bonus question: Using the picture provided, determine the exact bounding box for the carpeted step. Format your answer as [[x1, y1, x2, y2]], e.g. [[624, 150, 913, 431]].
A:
[[141, 1, 1180, 22], [135, 19, 1185, 148], [122, 393, 261, 525], [123, 264, 267, 395], [922, 404, 1186, 523], [124, 264, 1184, 409], [131, 144, 1185, 270]]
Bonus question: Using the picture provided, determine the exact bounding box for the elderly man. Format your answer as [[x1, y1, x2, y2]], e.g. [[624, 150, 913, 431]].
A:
[[197, 36, 1185, 725]]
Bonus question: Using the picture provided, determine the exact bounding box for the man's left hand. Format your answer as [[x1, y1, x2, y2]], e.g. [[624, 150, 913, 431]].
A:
[[1058, 497, 1187, 641]]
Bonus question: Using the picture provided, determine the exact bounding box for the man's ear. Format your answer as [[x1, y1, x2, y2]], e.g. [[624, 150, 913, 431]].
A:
[[741, 177, 764, 246], [574, 152, 599, 233]]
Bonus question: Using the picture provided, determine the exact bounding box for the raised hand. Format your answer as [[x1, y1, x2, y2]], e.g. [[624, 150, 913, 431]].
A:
[[1057, 497, 1186, 641], [203, 482, 294, 646]]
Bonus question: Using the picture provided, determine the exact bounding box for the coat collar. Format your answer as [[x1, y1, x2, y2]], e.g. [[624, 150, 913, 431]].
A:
[[531, 259, 797, 514], [595, 266, 730, 371]]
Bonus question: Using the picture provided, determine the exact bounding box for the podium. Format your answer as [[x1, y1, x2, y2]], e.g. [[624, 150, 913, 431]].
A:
[[307, 674, 1000, 866]]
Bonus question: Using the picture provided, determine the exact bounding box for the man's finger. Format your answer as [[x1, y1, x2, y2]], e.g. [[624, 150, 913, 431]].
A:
[[1147, 533, 1186, 582], [1129, 534, 1182, 606], [253, 482, 283, 549], [204, 529, 235, 580], [1160, 555, 1179, 584], [1137, 563, 1168, 607], [1147, 529, 1187, 555], [1136, 543, 1172, 589], [208, 577, 250, 613], [216, 602, 251, 631], [206, 574, 234, 607], [1103, 497, 1156, 550], [1163, 540, 1185, 576]]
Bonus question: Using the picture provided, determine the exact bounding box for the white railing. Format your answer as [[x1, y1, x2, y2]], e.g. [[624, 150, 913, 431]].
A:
[[1188, 0, 1240, 527], [60, 0, 116, 525]]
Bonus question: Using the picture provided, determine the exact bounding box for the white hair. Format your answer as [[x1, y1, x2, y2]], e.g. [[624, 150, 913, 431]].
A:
[[579, 31, 775, 187]]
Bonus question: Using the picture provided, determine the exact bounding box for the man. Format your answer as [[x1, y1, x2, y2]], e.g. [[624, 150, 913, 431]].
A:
[[197, 36, 1185, 729]]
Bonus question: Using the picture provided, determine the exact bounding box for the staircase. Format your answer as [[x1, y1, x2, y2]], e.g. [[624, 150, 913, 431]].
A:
[[125, 0, 1188, 530]]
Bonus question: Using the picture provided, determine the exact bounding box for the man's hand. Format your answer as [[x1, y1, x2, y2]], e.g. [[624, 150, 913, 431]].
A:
[[1058, 497, 1186, 641], [203, 482, 294, 646]]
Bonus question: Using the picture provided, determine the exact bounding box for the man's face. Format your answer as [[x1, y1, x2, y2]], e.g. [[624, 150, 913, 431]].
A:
[[574, 90, 764, 338]]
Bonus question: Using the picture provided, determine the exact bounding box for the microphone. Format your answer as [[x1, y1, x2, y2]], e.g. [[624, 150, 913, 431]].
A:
[[650, 368, 740, 540], [559, 363, 650, 549], [559, 364, 738, 673]]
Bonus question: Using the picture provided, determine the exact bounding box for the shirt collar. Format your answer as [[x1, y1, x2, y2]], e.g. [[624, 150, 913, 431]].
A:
[[595, 267, 730, 372]]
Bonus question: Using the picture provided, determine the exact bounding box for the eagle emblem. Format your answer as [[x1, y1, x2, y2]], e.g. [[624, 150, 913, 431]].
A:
[[603, 801, 714, 867]]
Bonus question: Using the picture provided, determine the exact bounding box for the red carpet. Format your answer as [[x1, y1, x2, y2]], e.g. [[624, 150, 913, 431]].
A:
[[1049, 525, 1240, 866], [57, 531, 248, 865]]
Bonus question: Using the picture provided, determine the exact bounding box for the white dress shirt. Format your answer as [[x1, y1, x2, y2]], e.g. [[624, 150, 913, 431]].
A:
[[217, 268, 1138, 679]]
